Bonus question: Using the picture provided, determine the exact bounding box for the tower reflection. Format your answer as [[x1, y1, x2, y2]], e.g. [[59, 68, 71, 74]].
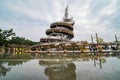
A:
[[39, 60, 76, 80]]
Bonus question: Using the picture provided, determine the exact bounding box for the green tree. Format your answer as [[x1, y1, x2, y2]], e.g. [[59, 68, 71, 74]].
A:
[[0, 28, 38, 47], [0, 28, 15, 46], [9, 37, 25, 45], [9, 36, 38, 46], [96, 38, 103, 43]]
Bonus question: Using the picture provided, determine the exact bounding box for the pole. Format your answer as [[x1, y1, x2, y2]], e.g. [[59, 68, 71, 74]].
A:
[[115, 35, 118, 50], [91, 35, 94, 44], [96, 33, 98, 45], [115, 35, 117, 42]]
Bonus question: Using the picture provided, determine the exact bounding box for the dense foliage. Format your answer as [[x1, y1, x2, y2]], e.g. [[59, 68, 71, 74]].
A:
[[0, 28, 38, 47], [9, 37, 38, 46], [0, 28, 15, 46]]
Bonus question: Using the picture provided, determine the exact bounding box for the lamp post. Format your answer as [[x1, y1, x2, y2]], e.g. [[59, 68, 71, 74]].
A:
[[90, 33, 99, 52], [96, 33, 99, 45], [91, 34, 96, 49], [115, 35, 120, 50], [91, 35, 94, 44], [91, 33, 99, 44]]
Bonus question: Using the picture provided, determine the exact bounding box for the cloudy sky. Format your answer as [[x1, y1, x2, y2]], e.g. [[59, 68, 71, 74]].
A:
[[0, 0, 120, 42]]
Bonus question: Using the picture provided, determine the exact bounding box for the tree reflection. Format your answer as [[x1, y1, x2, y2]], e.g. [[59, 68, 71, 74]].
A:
[[0, 61, 11, 76], [92, 54, 106, 69], [39, 60, 76, 80], [0, 60, 29, 76], [112, 53, 120, 59], [7, 60, 28, 66]]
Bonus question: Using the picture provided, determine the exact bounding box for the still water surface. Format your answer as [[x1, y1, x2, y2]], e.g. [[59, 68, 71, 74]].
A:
[[0, 55, 120, 80]]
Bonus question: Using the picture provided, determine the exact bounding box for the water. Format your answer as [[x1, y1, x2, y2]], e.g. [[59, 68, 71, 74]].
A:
[[0, 54, 120, 80]]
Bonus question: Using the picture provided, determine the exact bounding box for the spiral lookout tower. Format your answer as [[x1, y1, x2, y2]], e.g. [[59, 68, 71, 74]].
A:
[[40, 6, 75, 43]]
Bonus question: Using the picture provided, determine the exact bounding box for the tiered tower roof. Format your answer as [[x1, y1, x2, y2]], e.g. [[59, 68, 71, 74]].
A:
[[40, 6, 75, 43]]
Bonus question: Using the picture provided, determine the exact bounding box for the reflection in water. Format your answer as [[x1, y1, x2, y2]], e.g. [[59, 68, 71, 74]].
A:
[[0, 61, 11, 76], [0, 53, 120, 80], [39, 60, 76, 80], [0, 60, 29, 76], [7, 60, 28, 66], [92, 55, 106, 69]]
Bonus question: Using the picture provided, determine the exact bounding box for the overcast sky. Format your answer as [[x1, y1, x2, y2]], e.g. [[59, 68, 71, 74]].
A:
[[0, 0, 120, 42]]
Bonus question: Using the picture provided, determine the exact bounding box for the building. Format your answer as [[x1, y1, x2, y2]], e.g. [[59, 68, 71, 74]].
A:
[[31, 6, 88, 52], [40, 6, 75, 43]]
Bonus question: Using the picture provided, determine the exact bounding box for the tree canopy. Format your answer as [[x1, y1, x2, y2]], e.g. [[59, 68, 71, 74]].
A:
[[96, 38, 104, 43], [0, 28, 15, 46], [0, 28, 38, 47], [9, 36, 38, 46]]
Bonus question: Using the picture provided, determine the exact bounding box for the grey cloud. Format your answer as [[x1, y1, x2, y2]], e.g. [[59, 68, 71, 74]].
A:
[[0, 0, 120, 42]]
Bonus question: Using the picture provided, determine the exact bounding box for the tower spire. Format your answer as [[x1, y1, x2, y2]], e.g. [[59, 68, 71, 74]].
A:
[[63, 5, 73, 22], [64, 5, 68, 19]]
